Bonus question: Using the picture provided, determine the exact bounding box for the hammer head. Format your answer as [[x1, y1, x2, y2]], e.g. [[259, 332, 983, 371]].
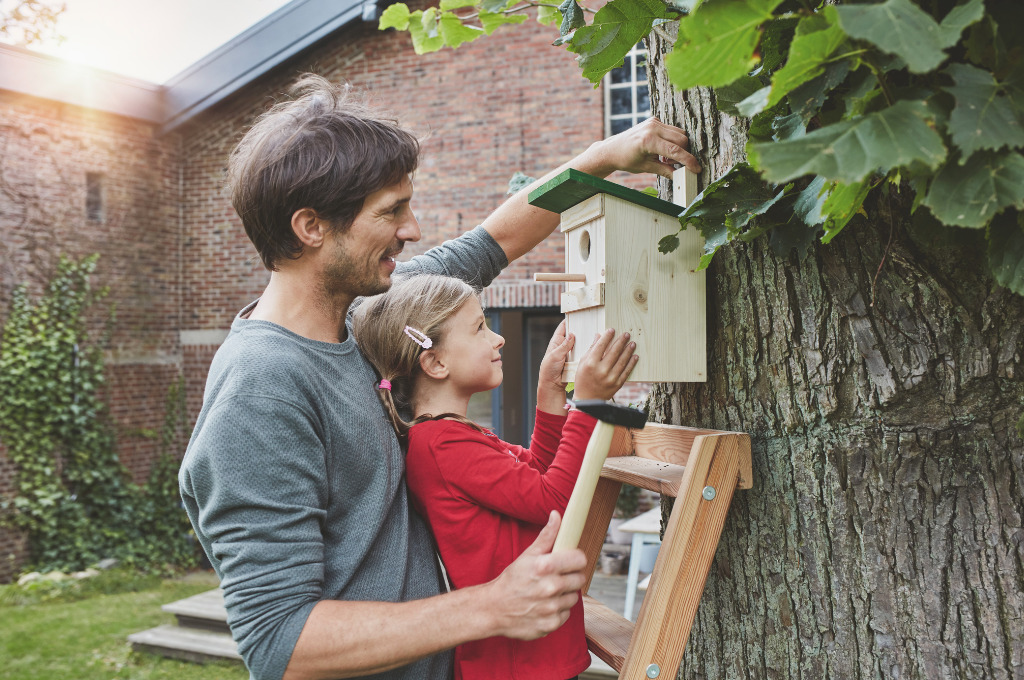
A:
[[573, 400, 647, 429]]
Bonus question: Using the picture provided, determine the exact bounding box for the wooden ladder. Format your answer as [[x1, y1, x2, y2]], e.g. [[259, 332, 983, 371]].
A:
[[578, 422, 752, 679]]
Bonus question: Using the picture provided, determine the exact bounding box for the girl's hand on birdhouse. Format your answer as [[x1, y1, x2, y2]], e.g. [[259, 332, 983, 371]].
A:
[[590, 117, 702, 178], [537, 320, 575, 415], [572, 328, 638, 402]]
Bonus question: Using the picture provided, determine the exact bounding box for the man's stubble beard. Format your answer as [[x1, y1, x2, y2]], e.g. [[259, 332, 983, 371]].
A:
[[321, 244, 393, 301]]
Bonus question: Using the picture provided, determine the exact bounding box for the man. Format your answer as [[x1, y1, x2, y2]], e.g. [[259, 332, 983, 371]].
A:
[[180, 74, 700, 680]]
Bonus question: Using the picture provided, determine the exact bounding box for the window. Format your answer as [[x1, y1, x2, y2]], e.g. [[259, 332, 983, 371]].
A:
[[467, 310, 503, 432], [605, 43, 651, 137], [86, 173, 103, 221], [470, 309, 563, 444]]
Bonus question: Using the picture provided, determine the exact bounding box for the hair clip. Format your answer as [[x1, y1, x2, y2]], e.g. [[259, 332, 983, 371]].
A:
[[403, 326, 432, 349], [378, 379, 392, 391]]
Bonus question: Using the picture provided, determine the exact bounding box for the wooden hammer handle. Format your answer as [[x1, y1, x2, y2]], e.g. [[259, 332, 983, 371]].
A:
[[553, 420, 616, 552]]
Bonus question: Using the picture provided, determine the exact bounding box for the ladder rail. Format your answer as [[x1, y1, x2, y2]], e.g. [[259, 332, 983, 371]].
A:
[[580, 425, 751, 678], [620, 434, 742, 678]]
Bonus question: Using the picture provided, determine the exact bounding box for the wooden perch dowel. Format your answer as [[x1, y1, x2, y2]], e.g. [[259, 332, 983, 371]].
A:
[[534, 273, 587, 283]]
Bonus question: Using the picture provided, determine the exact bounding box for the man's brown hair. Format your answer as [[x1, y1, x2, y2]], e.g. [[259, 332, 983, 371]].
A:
[[228, 74, 420, 270]]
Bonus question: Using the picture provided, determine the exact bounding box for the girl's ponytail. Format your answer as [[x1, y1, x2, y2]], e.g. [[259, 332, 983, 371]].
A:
[[352, 274, 483, 442], [374, 376, 415, 440]]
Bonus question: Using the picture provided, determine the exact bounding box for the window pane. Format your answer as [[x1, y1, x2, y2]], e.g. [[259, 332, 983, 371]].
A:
[[86, 173, 103, 221], [610, 56, 632, 84], [610, 118, 632, 135], [635, 52, 647, 82], [637, 84, 650, 115], [467, 390, 493, 430], [524, 315, 563, 439], [611, 87, 632, 116]]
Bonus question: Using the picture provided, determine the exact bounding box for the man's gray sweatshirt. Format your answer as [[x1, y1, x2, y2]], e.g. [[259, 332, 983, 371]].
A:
[[180, 227, 507, 680]]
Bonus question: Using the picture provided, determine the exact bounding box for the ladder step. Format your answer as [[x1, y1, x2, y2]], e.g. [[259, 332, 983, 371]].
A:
[[601, 456, 685, 497], [583, 595, 633, 672]]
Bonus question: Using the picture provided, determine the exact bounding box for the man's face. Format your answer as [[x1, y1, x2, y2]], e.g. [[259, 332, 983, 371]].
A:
[[321, 176, 421, 299]]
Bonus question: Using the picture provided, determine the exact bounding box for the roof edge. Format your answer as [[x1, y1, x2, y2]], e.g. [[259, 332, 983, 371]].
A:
[[0, 42, 165, 122], [160, 0, 370, 131]]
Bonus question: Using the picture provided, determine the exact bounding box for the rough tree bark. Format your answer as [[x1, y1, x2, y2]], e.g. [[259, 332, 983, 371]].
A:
[[646, 28, 1024, 680]]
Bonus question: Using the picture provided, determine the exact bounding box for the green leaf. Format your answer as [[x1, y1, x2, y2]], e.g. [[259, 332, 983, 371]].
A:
[[835, 0, 984, 74], [728, 185, 790, 230], [438, 12, 486, 48], [938, 0, 986, 46], [923, 150, 1024, 228], [759, 16, 799, 75], [558, 0, 586, 35], [788, 58, 853, 122], [842, 68, 886, 119], [507, 171, 536, 195], [769, 211, 819, 257], [944, 63, 1024, 158], [407, 8, 445, 53], [480, 0, 513, 11], [820, 179, 871, 243], [567, 0, 677, 84], [764, 6, 847, 111], [747, 100, 947, 183], [379, 3, 411, 30], [537, 4, 562, 26], [479, 11, 527, 33], [771, 112, 805, 141], [737, 86, 771, 118], [440, 0, 477, 9], [987, 211, 1024, 295], [666, 0, 785, 91], [792, 175, 827, 226], [658, 233, 680, 254], [675, 163, 779, 268], [964, 15, 1002, 74], [715, 75, 765, 116]]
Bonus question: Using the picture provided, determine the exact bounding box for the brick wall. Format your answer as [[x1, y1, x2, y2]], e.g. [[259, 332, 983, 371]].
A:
[[176, 11, 614, 422], [0, 90, 181, 581], [0, 10, 669, 580]]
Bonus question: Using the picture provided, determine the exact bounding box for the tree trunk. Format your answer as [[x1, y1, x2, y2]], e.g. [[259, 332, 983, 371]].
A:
[[647, 29, 1024, 680]]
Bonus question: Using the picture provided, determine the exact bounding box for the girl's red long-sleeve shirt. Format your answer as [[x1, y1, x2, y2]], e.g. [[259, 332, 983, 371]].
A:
[[406, 408, 597, 680]]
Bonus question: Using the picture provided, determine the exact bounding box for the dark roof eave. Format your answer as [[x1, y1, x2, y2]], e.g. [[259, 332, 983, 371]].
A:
[[0, 0, 373, 131], [159, 0, 369, 132]]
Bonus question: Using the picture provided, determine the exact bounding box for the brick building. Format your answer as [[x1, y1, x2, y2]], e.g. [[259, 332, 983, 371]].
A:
[[0, 0, 653, 580]]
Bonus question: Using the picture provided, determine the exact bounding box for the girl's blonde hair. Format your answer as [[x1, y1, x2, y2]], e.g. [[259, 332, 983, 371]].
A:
[[352, 274, 486, 440]]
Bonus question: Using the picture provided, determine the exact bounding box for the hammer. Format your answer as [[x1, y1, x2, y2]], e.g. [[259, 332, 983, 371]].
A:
[[554, 399, 648, 552]]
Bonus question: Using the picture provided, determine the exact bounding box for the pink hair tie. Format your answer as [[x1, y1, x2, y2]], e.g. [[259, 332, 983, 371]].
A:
[[378, 379, 392, 391]]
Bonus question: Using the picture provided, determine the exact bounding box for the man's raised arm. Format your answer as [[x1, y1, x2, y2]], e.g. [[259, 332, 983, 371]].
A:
[[483, 118, 702, 263]]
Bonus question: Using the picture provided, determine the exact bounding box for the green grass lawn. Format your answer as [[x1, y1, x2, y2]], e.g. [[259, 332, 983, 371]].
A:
[[1, 570, 249, 680]]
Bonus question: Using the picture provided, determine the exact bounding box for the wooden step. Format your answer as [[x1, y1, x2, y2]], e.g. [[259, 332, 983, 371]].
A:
[[602, 456, 686, 497], [161, 588, 230, 632], [583, 595, 633, 673], [128, 624, 240, 664]]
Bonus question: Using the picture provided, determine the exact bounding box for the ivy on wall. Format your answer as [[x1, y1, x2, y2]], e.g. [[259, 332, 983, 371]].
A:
[[0, 254, 199, 574], [379, 0, 1024, 297]]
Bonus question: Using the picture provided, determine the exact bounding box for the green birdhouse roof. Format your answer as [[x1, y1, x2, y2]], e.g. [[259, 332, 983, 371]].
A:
[[527, 168, 681, 217]]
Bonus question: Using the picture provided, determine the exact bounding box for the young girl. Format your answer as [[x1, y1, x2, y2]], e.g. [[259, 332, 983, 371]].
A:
[[353, 274, 638, 680]]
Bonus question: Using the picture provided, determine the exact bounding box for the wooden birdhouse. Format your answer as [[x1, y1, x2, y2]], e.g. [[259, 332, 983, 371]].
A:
[[528, 167, 704, 385], [529, 167, 706, 383]]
